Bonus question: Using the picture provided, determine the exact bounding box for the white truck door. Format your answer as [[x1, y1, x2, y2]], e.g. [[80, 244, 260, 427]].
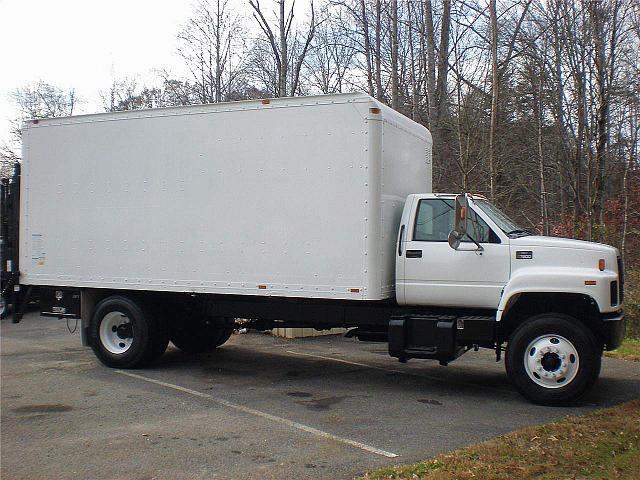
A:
[[402, 198, 510, 308]]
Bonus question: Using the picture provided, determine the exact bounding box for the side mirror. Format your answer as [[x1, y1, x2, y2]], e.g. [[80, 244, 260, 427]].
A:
[[448, 193, 469, 250], [447, 230, 463, 250]]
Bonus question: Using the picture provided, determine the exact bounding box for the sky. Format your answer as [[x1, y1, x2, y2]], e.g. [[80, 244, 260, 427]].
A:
[[0, 0, 253, 148]]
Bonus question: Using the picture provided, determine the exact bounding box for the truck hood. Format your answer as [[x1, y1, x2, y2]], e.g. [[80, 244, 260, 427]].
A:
[[510, 235, 618, 255], [506, 235, 622, 315]]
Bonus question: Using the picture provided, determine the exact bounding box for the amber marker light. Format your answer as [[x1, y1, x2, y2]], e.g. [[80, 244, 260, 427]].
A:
[[369, 107, 381, 114], [585, 280, 597, 286], [598, 259, 605, 271], [258, 284, 267, 289], [261, 99, 270, 105]]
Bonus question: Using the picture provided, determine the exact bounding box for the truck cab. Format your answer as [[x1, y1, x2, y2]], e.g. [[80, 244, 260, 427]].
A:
[[390, 192, 625, 405]]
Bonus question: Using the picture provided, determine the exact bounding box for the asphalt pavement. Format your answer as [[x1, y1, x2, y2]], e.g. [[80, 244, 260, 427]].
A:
[[2, 312, 639, 480]]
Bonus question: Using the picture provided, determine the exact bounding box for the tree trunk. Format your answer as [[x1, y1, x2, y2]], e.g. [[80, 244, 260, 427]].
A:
[[620, 110, 637, 262], [215, 0, 222, 102], [489, 0, 499, 202], [537, 73, 548, 235], [574, 71, 585, 228], [424, 0, 436, 125], [435, 0, 451, 123], [390, 0, 399, 109], [551, 4, 569, 217], [360, 0, 375, 97], [374, 0, 383, 101], [407, 3, 418, 120], [590, 1, 607, 232], [279, 0, 288, 97]]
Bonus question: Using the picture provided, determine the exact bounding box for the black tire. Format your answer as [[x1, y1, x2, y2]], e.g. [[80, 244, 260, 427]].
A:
[[170, 317, 233, 354], [505, 313, 601, 406], [89, 295, 168, 368], [0, 294, 9, 319], [146, 304, 170, 363]]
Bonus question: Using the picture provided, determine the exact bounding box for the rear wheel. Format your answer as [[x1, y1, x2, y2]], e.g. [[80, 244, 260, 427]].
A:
[[89, 295, 168, 368], [170, 316, 233, 354], [505, 313, 601, 406]]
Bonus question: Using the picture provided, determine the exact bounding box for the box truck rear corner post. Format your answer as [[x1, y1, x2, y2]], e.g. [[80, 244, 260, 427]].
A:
[[1, 93, 625, 406]]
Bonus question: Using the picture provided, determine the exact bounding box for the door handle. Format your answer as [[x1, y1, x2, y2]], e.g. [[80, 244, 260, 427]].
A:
[[406, 249, 422, 258]]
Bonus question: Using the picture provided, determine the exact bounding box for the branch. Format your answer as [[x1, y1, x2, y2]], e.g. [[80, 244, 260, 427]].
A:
[[291, 0, 316, 95], [498, 0, 533, 78], [249, 0, 281, 68]]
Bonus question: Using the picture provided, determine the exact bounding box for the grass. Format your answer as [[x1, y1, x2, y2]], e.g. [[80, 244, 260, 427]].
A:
[[361, 400, 640, 480], [605, 339, 640, 362]]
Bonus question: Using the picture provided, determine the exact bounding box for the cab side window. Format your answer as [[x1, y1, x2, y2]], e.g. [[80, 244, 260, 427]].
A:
[[413, 199, 499, 243], [413, 199, 455, 241]]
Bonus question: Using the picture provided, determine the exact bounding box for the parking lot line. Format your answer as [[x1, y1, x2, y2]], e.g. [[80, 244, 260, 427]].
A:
[[284, 350, 514, 393], [284, 349, 444, 382], [117, 370, 399, 458]]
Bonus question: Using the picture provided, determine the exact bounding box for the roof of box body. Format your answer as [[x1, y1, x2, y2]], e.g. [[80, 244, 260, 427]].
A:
[[22, 92, 431, 142]]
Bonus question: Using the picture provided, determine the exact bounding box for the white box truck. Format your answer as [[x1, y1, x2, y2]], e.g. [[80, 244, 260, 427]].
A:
[[2, 93, 625, 405]]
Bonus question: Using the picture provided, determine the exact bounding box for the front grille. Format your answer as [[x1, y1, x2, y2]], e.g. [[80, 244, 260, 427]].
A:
[[617, 256, 624, 303]]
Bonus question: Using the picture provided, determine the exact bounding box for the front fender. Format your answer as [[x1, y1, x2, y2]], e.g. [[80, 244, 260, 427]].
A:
[[497, 267, 618, 321]]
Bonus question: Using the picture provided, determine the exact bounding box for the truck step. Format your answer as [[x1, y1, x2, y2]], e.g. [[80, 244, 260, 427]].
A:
[[388, 313, 492, 364]]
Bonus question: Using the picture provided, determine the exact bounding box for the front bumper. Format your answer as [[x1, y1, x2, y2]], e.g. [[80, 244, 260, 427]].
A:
[[601, 310, 625, 351]]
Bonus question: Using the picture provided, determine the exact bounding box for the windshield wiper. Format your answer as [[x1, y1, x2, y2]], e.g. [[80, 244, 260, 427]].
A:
[[506, 229, 534, 237]]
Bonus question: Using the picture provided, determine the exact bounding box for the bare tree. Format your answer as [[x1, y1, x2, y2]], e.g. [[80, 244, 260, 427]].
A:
[[361, 0, 375, 96], [1, 81, 78, 177], [424, 0, 437, 125], [102, 76, 199, 112], [249, 0, 317, 97], [435, 0, 451, 125], [390, 0, 399, 108], [488, 0, 499, 202], [178, 0, 246, 103], [303, 7, 356, 94]]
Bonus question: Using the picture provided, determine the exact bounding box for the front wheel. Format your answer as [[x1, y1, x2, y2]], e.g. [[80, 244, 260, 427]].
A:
[[505, 314, 601, 406]]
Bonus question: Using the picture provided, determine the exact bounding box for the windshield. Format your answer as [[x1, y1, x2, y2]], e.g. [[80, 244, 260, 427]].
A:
[[472, 199, 530, 236]]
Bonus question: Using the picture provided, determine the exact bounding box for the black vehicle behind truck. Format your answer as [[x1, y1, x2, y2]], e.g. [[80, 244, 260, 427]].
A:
[[1, 164, 20, 319]]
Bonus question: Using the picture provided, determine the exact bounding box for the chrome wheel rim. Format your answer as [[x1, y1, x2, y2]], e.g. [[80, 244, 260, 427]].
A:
[[524, 334, 579, 389], [99, 311, 133, 354]]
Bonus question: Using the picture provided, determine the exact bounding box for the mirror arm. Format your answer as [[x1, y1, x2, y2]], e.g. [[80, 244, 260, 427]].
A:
[[467, 233, 484, 252]]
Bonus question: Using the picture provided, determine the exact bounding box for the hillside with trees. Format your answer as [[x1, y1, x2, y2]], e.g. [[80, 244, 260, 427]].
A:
[[3, 0, 639, 275]]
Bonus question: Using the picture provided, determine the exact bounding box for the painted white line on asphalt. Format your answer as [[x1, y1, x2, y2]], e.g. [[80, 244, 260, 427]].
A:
[[285, 350, 444, 381], [285, 351, 373, 368], [117, 370, 399, 458], [284, 350, 514, 393]]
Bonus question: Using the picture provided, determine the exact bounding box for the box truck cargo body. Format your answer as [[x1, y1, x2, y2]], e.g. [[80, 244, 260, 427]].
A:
[[18, 93, 431, 301], [3, 93, 625, 406]]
